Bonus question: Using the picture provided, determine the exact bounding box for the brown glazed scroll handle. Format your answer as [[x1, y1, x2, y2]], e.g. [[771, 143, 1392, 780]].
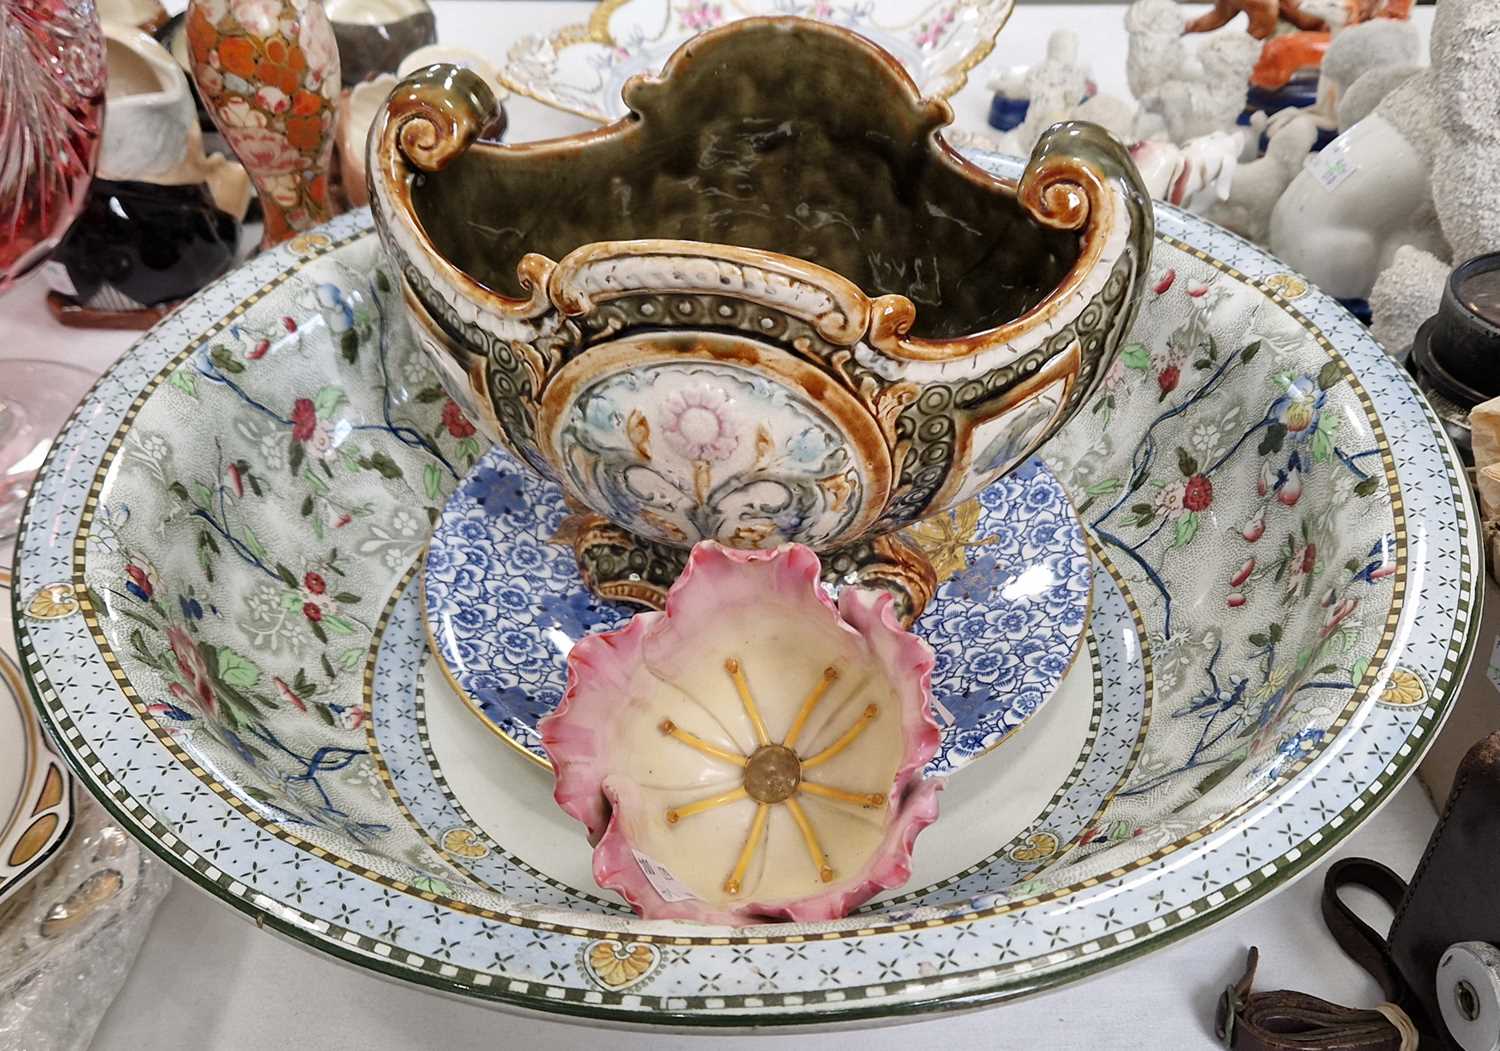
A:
[[1018, 120, 1156, 405], [371, 63, 499, 185]]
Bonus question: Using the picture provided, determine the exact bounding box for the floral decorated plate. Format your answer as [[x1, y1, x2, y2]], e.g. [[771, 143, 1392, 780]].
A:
[[423, 448, 1091, 776], [0, 572, 72, 907], [499, 0, 1015, 123], [12, 150, 1480, 1027]]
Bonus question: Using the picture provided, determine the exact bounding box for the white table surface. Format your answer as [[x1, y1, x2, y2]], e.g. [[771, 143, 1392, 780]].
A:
[[0, 2, 1447, 1048]]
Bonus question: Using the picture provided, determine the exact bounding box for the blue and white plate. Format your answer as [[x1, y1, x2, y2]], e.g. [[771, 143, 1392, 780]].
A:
[[422, 450, 1092, 776]]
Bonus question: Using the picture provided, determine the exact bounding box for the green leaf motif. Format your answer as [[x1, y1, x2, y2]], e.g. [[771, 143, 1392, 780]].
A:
[[1258, 422, 1287, 456], [415, 385, 446, 404], [1173, 511, 1200, 548], [424, 462, 442, 502], [1121, 343, 1150, 370], [333, 591, 361, 605], [375, 270, 392, 294], [1194, 754, 1246, 798], [209, 346, 245, 374], [1353, 476, 1381, 498], [1310, 429, 1333, 463], [289, 439, 306, 476], [1349, 657, 1371, 685], [197, 537, 214, 582], [360, 452, 404, 480], [1176, 446, 1198, 478], [168, 368, 198, 397], [243, 526, 267, 561], [191, 482, 214, 509], [1269, 622, 1283, 644], [1085, 478, 1122, 496], [338, 647, 364, 671], [314, 386, 347, 417], [1248, 632, 1269, 647], [1317, 360, 1343, 391], [157, 650, 182, 680], [216, 648, 260, 689], [340, 328, 359, 364], [1241, 340, 1262, 364], [300, 494, 314, 517], [323, 615, 356, 636]]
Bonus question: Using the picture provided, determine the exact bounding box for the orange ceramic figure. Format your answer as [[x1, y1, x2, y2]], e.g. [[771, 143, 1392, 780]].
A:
[[1188, 0, 1412, 37], [1185, 0, 1317, 39], [1186, 0, 1415, 91], [1252, 32, 1331, 90], [185, 0, 340, 247]]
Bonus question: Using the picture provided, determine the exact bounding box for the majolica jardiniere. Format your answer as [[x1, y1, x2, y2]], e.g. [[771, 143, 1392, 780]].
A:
[[368, 17, 1154, 619]]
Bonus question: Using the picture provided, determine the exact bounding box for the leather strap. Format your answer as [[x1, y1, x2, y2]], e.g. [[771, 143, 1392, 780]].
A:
[[1320, 858, 1413, 1005], [1218, 948, 1411, 1051]]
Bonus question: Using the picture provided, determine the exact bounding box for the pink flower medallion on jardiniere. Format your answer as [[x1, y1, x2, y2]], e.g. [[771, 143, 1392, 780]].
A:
[[539, 542, 943, 925]]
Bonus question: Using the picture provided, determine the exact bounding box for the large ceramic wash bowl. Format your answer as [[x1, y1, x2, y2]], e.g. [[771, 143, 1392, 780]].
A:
[[12, 159, 1479, 1024], [368, 17, 1153, 617]]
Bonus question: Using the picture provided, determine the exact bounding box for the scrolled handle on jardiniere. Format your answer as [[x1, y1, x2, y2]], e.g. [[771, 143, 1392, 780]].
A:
[[376, 62, 498, 177]]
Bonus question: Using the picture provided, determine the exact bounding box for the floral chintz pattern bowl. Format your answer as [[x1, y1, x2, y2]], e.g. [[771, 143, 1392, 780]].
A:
[[11, 148, 1480, 1026]]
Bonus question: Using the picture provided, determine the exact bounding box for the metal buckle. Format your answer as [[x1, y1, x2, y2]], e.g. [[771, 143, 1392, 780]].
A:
[[1215, 983, 1239, 1048]]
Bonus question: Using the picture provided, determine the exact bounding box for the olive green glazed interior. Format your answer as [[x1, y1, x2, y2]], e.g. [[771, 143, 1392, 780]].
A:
[[408, 21, 1081, 340]]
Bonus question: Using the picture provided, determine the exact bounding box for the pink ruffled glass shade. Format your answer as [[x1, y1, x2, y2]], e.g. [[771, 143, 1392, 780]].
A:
[[540, 542, 943, 926]]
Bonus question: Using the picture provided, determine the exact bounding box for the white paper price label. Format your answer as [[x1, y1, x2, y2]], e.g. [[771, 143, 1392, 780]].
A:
[[1304, 138, 1358, 192], [632, 849, 698, 902]]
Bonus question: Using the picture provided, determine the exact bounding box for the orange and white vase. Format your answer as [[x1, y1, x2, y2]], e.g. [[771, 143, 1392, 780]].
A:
[[184, 0, 340, 247]]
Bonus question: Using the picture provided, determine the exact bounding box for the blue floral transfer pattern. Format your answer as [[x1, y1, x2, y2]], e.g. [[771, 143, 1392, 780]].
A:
[[423, 450, 1092, 776]]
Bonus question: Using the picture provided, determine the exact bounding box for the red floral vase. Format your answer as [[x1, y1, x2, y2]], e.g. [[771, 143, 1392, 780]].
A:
[[185, 0, 340, 248], [0, 0, 107, 287]]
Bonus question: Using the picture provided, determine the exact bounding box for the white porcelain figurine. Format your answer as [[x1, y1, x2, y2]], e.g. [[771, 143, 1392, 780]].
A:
[[1125, 0, 1259, 144], [1274, 0, 1499, 306]]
